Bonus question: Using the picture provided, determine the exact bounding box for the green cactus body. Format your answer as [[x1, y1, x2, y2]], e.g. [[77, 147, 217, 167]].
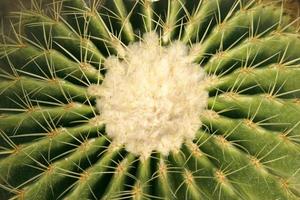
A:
[[0, 0, 299, 199]]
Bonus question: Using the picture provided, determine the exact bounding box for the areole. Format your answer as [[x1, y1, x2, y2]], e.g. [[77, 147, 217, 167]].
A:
[[89, 32, 208, 159]]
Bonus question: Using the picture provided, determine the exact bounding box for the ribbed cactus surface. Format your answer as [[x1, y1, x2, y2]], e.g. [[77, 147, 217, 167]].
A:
[[0, 0, 300, 199]]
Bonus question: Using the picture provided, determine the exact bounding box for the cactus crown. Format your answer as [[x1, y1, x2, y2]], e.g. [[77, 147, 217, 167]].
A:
[[0, 0, 300, 200], [91, 32, 208, 158]]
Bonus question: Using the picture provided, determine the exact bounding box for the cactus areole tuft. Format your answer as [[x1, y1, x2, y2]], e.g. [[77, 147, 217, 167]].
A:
[[90, 32, 208, 158], [0, 0, 300, 200]]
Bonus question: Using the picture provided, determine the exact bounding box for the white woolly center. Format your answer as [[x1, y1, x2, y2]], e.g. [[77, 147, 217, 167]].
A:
[[90, 32, 208, 158]]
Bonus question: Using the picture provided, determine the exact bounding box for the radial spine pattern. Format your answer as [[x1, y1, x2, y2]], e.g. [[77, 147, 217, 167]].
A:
[[0, 0, 300, 200]]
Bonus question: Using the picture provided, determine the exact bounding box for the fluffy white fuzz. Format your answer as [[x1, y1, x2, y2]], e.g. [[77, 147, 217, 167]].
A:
[[91, 32, 208, 158]]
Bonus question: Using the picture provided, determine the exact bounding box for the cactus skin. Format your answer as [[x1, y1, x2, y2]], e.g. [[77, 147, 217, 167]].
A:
[[0, 0, 300, 199]]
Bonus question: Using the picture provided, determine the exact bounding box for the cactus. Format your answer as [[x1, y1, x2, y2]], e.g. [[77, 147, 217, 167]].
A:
[[0, 0, 300, 199]]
